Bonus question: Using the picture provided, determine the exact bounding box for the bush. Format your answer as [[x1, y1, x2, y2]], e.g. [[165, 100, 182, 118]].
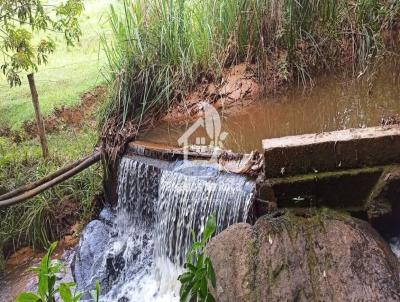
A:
[[16, 242, 101, 302], [0, 130, 102, 252]]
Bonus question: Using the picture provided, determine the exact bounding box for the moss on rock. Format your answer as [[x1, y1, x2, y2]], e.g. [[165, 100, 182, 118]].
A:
[[207, 209, 400, 302]]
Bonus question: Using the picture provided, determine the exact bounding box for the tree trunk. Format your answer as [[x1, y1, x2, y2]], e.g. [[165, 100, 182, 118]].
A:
[[27, 73, 49, 159]]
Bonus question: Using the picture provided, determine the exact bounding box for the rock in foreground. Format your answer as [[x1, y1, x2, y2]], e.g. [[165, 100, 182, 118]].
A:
[[207, 210, 400, 302]]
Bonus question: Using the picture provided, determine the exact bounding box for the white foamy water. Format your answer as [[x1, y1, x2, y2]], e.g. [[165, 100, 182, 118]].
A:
[[91, 156, 255, 302], [390, 237, 400, 259]]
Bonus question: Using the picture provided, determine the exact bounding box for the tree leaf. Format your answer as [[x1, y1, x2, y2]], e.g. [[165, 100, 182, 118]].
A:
[[205, 293, 216, 302], [178, 272, 194, 283], [196, 253, 204, 269], [73, 292, 84, 302], [184, 263, 196, 272], [59, 283, 73, 302], [200, 277, 208, 297], [179, 284, 192, 302], [15, 292, 41, 302], [191, 241, 203, 251], [202, 215, 216, 244], [91, 280, 101, 302], [206, 258, 216, 288], [38, 241, 58, 297]]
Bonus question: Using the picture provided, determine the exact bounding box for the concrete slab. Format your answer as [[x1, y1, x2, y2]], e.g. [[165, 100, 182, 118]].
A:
[[263, 126, 400, 178], [126, 140, 213, 161]]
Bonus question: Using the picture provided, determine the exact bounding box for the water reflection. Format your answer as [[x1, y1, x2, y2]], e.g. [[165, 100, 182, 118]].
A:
[[140, 67, 400, 153]]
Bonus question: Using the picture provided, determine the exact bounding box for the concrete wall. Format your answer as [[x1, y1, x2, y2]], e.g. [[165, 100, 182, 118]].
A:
[[258, 126, 400, 228]]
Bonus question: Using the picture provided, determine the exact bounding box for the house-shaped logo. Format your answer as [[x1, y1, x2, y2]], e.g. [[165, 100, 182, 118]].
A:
[[178, 102, 228, 161]]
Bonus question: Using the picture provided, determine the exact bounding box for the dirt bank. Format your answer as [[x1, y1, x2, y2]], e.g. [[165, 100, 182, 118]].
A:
[[23, 85, 107, 138], [163, 64, 264, 124], [0, 237, 78, 302], [0, 85, 106, 142]]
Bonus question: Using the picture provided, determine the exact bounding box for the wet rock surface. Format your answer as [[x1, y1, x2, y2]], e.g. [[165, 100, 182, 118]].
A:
[[367, 166, 400, 233], [74, 219, 112, 294], [207, 209, 400, 302]]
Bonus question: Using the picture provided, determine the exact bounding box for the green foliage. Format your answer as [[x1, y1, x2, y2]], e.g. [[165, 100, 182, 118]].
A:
[[0, 0, 111, 130], [90, 281, 101, 302], [0, 245, 4, 272], [0, 130, 102, 250], [0, 0, 84, 86], [102, 0, 400, 129], [178, 215, 217, 302], [16, 242, 100, 302]]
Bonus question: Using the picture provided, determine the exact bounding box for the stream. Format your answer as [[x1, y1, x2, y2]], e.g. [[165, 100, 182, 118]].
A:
[[74, 156, 254, 301], [139, 67, 400, 153], [2, 66, 400, 301]]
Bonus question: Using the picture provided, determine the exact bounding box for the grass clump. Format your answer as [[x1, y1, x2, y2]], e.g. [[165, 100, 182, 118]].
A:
[[101, 0, 400, 134], [0, 129, 102, 255]]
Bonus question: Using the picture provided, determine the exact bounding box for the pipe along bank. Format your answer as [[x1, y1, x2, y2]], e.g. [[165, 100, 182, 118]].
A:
[[0, 151, 102, 208]]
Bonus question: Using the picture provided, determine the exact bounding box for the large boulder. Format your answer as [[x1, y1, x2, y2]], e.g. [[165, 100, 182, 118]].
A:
[[207, 209, 400, 302]]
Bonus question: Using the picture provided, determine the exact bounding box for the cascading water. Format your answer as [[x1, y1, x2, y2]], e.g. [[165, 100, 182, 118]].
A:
[[74, 155, 255, 302]]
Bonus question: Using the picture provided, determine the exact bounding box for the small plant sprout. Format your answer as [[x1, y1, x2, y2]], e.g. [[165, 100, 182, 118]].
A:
[[16, 241, 100, 302], [178, 214, 217, 302]]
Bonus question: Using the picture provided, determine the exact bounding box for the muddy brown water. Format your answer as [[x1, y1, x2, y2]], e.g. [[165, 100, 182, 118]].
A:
[[0, 246, 75, 301], [139, 69, 400, 153]]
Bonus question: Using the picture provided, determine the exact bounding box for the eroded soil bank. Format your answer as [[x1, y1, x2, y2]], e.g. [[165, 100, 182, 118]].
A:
[[0, 85, 106, 142]]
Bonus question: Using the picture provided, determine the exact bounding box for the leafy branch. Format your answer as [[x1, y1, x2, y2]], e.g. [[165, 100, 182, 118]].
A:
[[0, 0, 84, 86]]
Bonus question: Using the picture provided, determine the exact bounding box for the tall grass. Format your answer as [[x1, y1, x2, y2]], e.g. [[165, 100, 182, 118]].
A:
[[101, 0, 400, 134], [0, 130, 102, 255]]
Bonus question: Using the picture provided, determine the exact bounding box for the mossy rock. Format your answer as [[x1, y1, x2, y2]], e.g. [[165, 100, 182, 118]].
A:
[[207, 209, 400, 302]]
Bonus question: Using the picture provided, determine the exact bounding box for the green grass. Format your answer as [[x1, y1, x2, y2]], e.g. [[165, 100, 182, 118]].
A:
[[101, 0, 400, 133], [0, 128, 102, 251], [0, 1, 114, 259], [0, 0, 116, 130]]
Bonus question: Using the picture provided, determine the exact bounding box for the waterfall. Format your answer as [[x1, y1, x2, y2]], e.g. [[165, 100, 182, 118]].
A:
[[155, 169, 252, 265], [76, 155, 255, 302]]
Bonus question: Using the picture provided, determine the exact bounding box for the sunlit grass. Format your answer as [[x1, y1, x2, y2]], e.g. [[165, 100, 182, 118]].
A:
[[0, 0, 112, 255], [0, 0, 116, 130]]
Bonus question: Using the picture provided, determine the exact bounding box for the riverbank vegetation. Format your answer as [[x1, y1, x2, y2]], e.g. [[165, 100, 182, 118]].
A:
[[102, 0, 400, 148], [0, 1, 112, 262], [0, 129, 102, 253]]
